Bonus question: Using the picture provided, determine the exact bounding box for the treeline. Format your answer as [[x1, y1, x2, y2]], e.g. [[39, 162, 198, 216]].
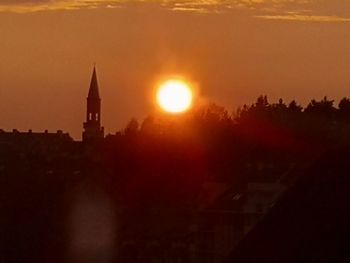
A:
[[103, 95, 350, 189], [118, 95, 350, 147]]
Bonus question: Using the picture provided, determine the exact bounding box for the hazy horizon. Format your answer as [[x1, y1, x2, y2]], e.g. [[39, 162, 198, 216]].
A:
[[1, 0, 350, 139]]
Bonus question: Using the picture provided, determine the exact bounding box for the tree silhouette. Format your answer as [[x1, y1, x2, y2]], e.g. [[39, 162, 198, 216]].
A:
[[288, 100, 303, 113], [124, 118, 139, 136], [338, 97, 350, 122], [304, 96, 336, 117]]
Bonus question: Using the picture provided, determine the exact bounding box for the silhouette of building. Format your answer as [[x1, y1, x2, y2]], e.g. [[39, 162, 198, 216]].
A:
[[0, 66, 104, 151], [225, 149, 350, 263], [191, 186, 245, 263], [83, 66, 104, 142], [0, 129, 73, 157], [243, 182, 286, 233]]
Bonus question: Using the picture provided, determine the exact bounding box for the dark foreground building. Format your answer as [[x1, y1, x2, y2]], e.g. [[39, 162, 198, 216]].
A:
[[225, 148, 350, 263]]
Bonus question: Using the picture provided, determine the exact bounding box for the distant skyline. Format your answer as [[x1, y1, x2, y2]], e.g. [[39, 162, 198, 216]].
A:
[[0, 0, 350, 139]]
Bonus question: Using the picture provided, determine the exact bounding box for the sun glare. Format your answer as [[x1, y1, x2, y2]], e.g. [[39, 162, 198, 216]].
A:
[[157, 80, 193, 114]]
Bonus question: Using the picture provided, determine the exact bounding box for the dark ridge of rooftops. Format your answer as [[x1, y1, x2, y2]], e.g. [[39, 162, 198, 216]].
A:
[[0, 129, 72, 139]]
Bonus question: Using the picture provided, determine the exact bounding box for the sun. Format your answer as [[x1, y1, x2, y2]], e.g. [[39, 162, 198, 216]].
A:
[[156, 79, 193, 114]]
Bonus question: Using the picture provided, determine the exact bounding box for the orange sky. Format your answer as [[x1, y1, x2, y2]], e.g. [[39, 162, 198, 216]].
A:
[[0, 0, 350, 139]]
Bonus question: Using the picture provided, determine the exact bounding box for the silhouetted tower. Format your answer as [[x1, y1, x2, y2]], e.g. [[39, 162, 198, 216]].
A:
[[83, 66, 104, 142]]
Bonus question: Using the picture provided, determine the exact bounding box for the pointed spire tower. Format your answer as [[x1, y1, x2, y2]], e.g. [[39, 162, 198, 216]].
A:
[[83, 66, 104, 142]]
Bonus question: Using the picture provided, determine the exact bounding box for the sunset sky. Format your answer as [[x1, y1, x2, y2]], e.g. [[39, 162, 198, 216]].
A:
[[0, 0, 350, 139]]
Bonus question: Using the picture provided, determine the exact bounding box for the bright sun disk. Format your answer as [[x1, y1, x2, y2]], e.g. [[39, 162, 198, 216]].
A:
[[157, 80, 193, 114]]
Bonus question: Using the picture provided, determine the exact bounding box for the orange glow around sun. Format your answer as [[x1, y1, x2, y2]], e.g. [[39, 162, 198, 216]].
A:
[[156, 79, 193, 114]]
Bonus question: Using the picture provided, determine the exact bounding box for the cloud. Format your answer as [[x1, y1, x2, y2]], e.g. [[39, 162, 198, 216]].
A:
[[0, 0, 349, 25], [256, 14, 350, 22], [0, 0, 48, 3], [0, 0, 299, 13], [0, 0, 124, 12]]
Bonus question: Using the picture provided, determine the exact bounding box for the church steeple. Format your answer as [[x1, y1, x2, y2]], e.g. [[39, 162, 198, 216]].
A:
[[88, 66, 100, 99], [83, 66, 104, 142]]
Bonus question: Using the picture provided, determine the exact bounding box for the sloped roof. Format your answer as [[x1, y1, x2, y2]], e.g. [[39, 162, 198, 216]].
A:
[[225, 148, 350, 263]]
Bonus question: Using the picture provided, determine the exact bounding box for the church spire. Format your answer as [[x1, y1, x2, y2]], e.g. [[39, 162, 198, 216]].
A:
[[83, 65, 104, 142], [88, 66, 100, 99]]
